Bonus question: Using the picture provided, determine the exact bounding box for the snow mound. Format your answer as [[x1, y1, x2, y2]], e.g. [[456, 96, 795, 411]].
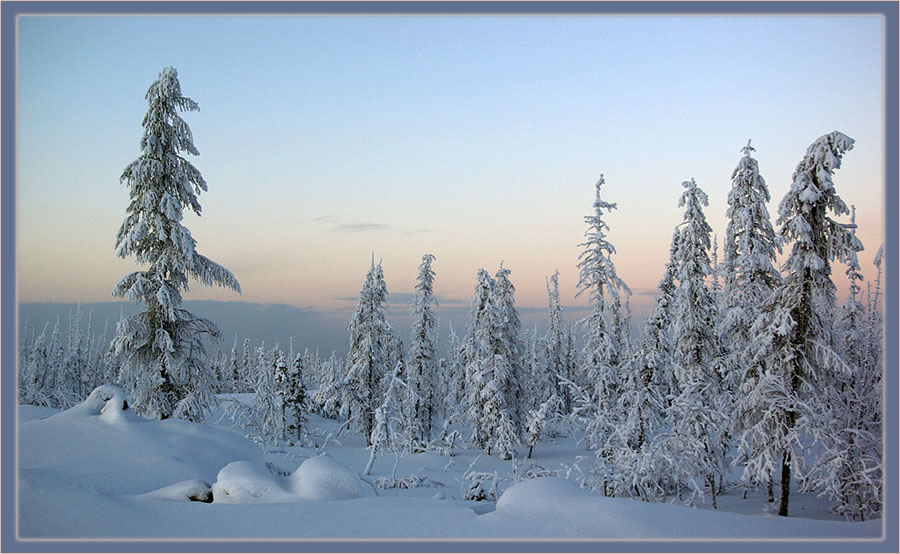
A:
[[19, 399, 263, 497], [138, 479, 213, 503], [56, 385, 134, 423], [211, 455, 369, 504], [496, 477, 593, 513], [287, 455, 368, 500], [211, 461, 294, 503]]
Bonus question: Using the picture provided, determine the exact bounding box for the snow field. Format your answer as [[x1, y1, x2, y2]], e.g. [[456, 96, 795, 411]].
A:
[[17, 393, 882, 540]]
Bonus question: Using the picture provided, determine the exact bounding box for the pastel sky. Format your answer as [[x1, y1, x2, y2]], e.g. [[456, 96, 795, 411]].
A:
[[16, 13, 886, 320]]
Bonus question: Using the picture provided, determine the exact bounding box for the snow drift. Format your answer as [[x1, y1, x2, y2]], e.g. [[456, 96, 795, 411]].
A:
[[19, 386, 263, 497], [17, 400, 882, 540], [211, 455, 369, 503]]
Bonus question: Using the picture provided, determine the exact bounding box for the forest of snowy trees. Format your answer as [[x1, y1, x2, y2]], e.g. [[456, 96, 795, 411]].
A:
[[17, 68, 885, 521]]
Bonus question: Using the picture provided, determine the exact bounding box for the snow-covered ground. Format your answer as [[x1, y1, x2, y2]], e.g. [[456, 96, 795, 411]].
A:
[[17, 391, 882, 541]]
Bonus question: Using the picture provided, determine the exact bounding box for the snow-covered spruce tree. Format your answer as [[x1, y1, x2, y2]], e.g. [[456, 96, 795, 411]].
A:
[[803, 207, 881, 520], [610, 291, 632, 368], [865, 245, 884, 378], [576, 175, 630, 413], [226, 336, 241, 393], [385, 332, 405, 393], [661, 178, 727, 508], [112, 67, 240, 421], [408, 254, 438, 443], [526, 326, 552, 413], [608, 343, 668, 501], [461, 269, 497, 450], [722, 140, 781, 396], [544, 270, 570, 411], [442, 323, 465, 411], [575, 176, 630, 474], [344, 256, 391, 445], [21, 324, 50, 406], [461, 268, 519, 458], [365, 360, 408, 475], [273, 350, 290, 442], [834, 207, 867, 383], [638, 238, 677, 406], [238, 338, 254, 392], [283, 350, 309, 443], [62, 305, 88, 402], [525, 394, 561, 458], [736, 131, 860, 517], [494, 263, 527, 435], [251, 344, 283, 444]]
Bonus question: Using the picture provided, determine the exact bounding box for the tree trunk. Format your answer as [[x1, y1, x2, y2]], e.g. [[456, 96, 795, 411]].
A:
[[778, 450, 791, 516], [527, 444, 533, 459], [767, 475, 774, 503]]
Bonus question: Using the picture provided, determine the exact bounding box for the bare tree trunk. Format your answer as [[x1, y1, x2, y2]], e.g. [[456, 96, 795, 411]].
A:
[[778, 450, 791, 516]]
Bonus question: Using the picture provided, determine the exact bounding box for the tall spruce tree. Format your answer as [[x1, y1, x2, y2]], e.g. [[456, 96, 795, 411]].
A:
[[461, 268, 519, 458], [408, 254, 438, 443], [344, 256, 391, 445], [461, 269, 497, 450], [576, 176, 629, 470], [722, 140, 781, 394], [738, 131, 859, 517], [112, 67, 240, 420], [576, 175, 629, 412], [663, 178, 727, 508], [545, 270, 569, 410], [494, 262, 526, 436]]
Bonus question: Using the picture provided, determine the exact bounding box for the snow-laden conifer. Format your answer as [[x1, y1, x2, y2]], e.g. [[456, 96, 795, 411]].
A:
[[544, 271, 569, 411], [639, 237, 677, 406], [408, 254, 438, 442], [461, 268, 520, 458], [661, 178, 727, 508], [461, 269, 497, 450], [112, 67, 240, 420], [442, 323, 464, 410], [722, 140, 781, 394], [525, 327, 552, 413], [865, 245, 884, 375], [344, 256, 391, 445], [251, 345, 282, 444], [525, 395, 561, 458], [607, 345, 667, 501], [575, 176, 630, 412], [736, 131, 860, 517], [364, 361, 408, 475], [59, 305, 86, 403], [22, 324, 51, 406], [227, 336, 241, 393], [494, 263, 526, 435], [802, 207, 881, 520], [283, 351, 309, 443]]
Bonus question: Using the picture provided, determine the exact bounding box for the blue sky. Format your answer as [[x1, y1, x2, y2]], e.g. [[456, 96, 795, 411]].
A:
[[16, 14, 886, 321]]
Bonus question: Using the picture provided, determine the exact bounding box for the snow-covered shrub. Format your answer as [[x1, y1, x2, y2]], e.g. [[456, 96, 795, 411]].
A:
[[427, 413, 462, 457], [525, 395, 561, 458], [374, 474, 444, 489], [462, 470, 499, 502], [511, 462, 560, 484]]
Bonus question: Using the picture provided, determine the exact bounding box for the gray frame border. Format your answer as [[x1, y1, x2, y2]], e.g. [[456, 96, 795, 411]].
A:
[[2, 1, 896, 552]]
